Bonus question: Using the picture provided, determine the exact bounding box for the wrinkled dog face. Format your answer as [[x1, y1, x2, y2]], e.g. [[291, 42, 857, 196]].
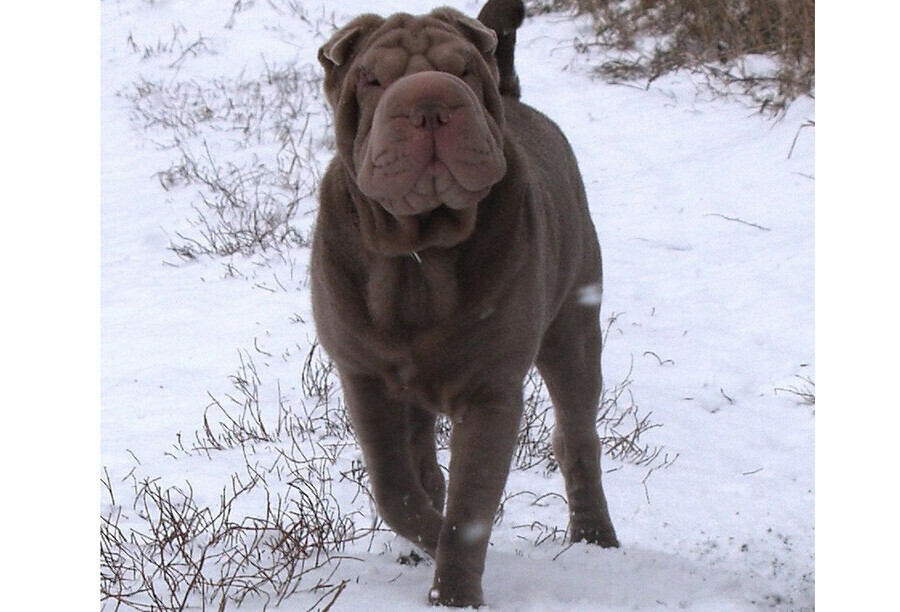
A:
[[319, 10, 508, 250]]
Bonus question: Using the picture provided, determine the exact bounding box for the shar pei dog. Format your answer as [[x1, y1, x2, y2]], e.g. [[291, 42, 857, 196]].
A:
[[311, 0, 619, 606]]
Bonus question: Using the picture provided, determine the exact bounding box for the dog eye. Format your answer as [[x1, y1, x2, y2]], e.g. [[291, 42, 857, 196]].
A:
[[359, 67, 382, 89]]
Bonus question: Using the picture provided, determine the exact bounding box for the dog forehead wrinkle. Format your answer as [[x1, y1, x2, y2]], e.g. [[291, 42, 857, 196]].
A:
[[375, 21, 464, 62], [406, 28, 431, 55], [400, 31, 448, 73], [405, 54, 436, 75], [375, 15, 427, 49], [368, 46, 409, 83], [427, 42, 469, 73]]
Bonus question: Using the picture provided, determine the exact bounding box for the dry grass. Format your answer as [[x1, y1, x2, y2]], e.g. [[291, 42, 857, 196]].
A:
[[529, 0, 814, 113], [776, 374, 815, 407], [101, 347, 363, 611], [121, 46, 331, 263], [102, 337, 675, 608]]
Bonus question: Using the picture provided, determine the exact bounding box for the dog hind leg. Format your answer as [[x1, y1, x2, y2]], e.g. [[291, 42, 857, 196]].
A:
[[537, 300, 620, 548]]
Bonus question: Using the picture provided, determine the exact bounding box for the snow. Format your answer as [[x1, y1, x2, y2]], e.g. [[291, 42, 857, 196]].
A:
[[96, 0, 814, 610]]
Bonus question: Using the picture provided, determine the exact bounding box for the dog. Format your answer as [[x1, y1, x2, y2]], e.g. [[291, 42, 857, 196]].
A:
[[311, 0, 618, 606]]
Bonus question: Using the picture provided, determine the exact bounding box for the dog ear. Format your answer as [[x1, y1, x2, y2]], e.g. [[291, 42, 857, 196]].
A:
[[432, 9, 498, 56], [318, 15, 384, 107], [319, 16, 379, 68], [456, 15, 498, 55]]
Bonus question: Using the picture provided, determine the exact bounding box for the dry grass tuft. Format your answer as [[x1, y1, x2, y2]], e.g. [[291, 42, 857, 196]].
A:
[[529, 0, 814, 113]]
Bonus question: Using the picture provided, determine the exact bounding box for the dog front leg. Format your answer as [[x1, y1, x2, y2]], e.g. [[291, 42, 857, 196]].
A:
[[341, 372, 444, 556], [429, 393, 522, 608]]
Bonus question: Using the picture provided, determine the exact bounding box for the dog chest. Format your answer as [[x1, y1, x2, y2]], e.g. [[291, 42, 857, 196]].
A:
[[365, 250, 461, 330]]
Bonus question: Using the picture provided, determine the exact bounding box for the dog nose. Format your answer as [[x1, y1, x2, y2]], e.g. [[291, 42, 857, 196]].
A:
[[409, 101, 451, 130]]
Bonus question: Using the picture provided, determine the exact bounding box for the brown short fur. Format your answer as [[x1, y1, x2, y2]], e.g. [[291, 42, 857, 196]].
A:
[[311, 0, 618, 606]]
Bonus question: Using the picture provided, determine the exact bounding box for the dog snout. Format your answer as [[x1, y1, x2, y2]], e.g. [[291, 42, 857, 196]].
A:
[[410, 101, 452, 130], [382, 72, 470, 119]]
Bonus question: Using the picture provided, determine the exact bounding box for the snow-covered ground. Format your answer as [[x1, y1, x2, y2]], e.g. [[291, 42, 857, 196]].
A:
[[96, 0, 814, 609]]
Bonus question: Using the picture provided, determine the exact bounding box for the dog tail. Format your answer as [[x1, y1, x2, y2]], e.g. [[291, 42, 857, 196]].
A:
[[477, 0, 525, 99]]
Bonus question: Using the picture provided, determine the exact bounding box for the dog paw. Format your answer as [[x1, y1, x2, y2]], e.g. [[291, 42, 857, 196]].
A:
[[428, 582, 484, 608], [570, 522, 620, 548]]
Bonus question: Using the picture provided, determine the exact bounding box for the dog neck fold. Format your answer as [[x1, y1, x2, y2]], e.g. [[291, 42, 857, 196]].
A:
[[349, 180, 480, 257]]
